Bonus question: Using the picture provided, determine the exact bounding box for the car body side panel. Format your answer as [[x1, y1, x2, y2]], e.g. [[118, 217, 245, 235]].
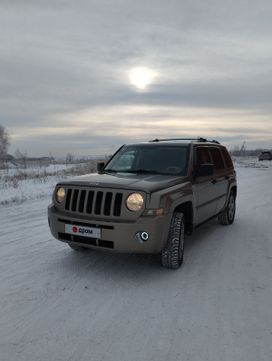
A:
[[217, 172, 237, 213], [192, 176, 218, 225]]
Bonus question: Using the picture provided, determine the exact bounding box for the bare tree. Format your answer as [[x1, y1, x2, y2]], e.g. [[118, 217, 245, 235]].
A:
[[66, 153, 74, 165], [0, 124, 10, 156], [14, 149, 24, 159]]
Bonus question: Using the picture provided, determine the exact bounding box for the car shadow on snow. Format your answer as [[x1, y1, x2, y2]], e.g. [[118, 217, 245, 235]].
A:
[[48, 217, 237, 283], [54, 243, 162, 281], [47, 222, 209, 277]]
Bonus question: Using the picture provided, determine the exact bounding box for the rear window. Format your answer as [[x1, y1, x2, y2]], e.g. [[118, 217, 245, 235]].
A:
[[196, 147, 212, 166], [221, 147, 233, 168], [210, 148, 224, 170]]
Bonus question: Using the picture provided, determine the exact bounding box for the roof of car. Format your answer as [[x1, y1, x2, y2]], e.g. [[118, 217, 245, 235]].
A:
[[127, 138, 221, 147]]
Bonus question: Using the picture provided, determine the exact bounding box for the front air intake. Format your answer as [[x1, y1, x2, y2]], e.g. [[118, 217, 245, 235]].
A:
[[64, 188, 123, 217]]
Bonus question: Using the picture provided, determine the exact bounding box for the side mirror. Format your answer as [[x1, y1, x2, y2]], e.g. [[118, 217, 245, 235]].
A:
[[97, 162, 105, 173], [193, 163, 214, 177]]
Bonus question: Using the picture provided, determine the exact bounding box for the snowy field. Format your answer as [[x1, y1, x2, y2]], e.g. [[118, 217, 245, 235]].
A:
[[0, 159, 272, 361], [0, 163, 91, 205]]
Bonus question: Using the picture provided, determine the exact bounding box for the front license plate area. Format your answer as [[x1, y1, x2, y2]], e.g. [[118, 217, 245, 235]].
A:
[[65, 224, 101, 239]]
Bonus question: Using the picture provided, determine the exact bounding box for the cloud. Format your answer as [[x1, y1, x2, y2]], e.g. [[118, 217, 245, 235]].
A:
[[8, 104, 272, 155], [0, 0, 272, 155]]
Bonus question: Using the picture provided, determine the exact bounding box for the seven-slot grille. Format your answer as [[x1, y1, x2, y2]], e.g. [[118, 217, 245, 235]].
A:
[[64, 188, 123, 217]]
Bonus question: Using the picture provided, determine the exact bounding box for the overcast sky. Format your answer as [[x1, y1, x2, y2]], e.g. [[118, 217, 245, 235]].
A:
[[1, 0, 272, 156]]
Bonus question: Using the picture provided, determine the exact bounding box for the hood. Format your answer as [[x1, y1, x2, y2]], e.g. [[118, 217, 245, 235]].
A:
[[58, 172, 187, 193]]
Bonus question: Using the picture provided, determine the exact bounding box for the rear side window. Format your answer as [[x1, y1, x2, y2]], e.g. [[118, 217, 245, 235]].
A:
[[210, 148, 224, 170], [196, 147, 212, 166], [221, 147, 233, 168]]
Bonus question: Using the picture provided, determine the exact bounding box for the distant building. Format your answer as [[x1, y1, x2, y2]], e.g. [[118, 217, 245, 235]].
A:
[[258, 151, 272, 161]]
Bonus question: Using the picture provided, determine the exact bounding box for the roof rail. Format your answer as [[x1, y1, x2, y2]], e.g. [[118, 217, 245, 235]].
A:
[[149, 137, 220, 144]]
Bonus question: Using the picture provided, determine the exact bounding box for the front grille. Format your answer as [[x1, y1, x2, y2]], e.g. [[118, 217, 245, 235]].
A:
[[64, 188, 123, 217], [58, 232, 114, 249]]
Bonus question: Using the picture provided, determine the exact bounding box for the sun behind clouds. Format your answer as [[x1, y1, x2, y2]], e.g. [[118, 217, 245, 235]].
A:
[[128, 66, 157, 90]]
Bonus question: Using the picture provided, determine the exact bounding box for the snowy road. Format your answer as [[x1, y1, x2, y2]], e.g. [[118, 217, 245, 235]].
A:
[[1, 167, 272, 361]]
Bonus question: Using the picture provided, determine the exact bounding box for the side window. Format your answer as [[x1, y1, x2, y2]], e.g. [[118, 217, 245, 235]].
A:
[[210, 148, 224, 170], [196, 147, 212, 166], [221, 147, 233, 168]]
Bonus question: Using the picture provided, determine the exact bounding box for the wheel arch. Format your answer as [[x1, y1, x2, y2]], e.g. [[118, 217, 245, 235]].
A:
[[230, 185, 237, 198], [173, 201, 193, 235]]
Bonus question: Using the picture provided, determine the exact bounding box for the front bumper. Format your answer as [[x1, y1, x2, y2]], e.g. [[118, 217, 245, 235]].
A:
[[48, 204, 172, 254]]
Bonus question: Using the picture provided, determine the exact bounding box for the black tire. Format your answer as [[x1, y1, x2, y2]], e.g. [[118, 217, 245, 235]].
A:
[[68, 243, 88, 251], [161, 212, 185, 269], [218, 191, 236, 225]]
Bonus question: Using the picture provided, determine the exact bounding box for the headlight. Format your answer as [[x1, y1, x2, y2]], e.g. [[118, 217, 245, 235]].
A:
[[126, 193, 144, 212], [56, 187, 65, 203]]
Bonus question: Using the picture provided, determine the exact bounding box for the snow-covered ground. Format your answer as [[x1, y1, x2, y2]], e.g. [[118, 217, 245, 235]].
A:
[[0, 163, 88, 205], [0, 161, 272, 361], [0, 163, 72, 178]]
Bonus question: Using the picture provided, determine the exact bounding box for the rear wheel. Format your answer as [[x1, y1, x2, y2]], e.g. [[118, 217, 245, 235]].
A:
[[218, 191, 236, 225], [68, 243, 88, 251], [161, 212, 185, 269]]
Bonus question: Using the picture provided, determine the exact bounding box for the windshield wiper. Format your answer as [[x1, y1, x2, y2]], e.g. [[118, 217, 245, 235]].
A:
[[103, 169, 117, 173], [103, 169, 159, 174], [126, 169, 159, 174], [103, 169, 136, 173]]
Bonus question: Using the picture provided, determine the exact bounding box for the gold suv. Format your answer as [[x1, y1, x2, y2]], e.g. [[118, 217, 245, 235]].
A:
[[48, 138, 237, 269]]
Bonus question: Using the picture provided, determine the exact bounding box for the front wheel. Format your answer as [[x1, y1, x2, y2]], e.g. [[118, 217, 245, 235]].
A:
[[218, 191, 236, 225], [161, 212, 185, 269]]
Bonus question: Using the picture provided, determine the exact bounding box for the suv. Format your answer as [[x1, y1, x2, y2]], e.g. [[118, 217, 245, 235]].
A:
[[258, 151, 272, 161], [48, 138, 237, 269]]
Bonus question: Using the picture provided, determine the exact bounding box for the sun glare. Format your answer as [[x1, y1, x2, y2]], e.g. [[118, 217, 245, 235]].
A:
[[129, 67, 156, 90]]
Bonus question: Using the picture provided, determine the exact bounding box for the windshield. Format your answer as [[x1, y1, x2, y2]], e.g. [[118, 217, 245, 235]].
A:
[[104, 145, 189, 175]]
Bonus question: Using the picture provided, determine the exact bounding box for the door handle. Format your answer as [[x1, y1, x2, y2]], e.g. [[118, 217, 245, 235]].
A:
[[211, 179, 217, 184]]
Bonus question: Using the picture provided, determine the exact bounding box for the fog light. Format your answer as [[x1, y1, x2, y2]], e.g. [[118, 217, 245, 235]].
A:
[[135, 231, 149, 243]]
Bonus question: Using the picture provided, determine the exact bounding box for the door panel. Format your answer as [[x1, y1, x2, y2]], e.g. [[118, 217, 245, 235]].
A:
[[213, 176, 229, 213], [193, 146, 218, 225], [209, 148, 229, 214], [193, 177, 218, 225]]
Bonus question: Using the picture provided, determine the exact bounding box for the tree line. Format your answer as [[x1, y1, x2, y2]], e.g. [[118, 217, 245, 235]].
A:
[[0, 124, 10, 157]]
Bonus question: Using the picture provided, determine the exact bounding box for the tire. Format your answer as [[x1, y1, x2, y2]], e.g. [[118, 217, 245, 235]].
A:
[[218, 191, 236, 225], [161, 212, 185, 269], [68, 243, 88, 251]]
